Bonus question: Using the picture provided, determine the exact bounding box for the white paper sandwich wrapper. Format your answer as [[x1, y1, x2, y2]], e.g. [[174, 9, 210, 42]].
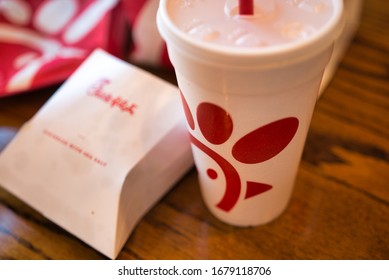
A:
[[0, 49, 193, 259]]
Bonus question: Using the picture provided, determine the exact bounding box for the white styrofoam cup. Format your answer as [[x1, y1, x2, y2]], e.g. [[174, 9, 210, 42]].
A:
[[157, 0, 344, 226]]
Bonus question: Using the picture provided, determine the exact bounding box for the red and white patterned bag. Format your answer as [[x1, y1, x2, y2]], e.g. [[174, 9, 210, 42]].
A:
[[0, 0, 126, 97], [0, 0, 172, 97], [123, 0, 170, 68]]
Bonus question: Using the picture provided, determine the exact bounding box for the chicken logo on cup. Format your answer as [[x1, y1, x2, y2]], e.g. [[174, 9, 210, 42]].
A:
[[180, 92, 299, 212]]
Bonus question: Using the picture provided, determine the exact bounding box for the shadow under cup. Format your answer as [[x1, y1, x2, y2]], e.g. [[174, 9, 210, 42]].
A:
[[157, 0, 344, 226]]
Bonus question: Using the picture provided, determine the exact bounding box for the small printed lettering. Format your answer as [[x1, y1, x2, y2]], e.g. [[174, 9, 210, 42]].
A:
[[70, 143, 82, 154], [43, 129, 68, 146], [83, 151, 93, 160], [43, 129, 107, 167], [93, 157, 107, 167]]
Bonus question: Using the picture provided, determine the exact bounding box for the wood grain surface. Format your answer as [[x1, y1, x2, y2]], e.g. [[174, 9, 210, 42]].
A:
[[0, 0, 388, 259]]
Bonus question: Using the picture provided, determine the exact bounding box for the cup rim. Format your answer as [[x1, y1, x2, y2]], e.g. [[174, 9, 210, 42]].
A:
[[157, 0, 345, 66]]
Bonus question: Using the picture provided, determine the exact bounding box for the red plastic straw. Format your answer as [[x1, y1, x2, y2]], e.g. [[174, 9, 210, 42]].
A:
[[239, 0, 254, 15]]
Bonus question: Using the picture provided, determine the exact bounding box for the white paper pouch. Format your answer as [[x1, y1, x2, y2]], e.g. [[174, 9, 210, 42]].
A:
[[0, 49, 193, 259]]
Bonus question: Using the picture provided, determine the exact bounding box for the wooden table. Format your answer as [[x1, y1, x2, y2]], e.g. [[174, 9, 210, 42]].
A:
[[0, 1, 388, 260]]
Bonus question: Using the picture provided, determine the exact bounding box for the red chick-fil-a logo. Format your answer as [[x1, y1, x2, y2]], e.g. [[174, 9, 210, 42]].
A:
[[180, 91, 299, 212], [87, 78, 138, 116]]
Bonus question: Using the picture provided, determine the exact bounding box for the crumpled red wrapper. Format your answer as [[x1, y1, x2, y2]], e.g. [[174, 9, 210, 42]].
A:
[[0, 0, 170, 98]]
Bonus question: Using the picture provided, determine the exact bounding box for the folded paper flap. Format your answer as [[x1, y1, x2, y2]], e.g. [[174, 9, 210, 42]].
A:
[[32, 50, 182, 173], [116, 119, 193, 255], [0, 49, 193, 258]]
